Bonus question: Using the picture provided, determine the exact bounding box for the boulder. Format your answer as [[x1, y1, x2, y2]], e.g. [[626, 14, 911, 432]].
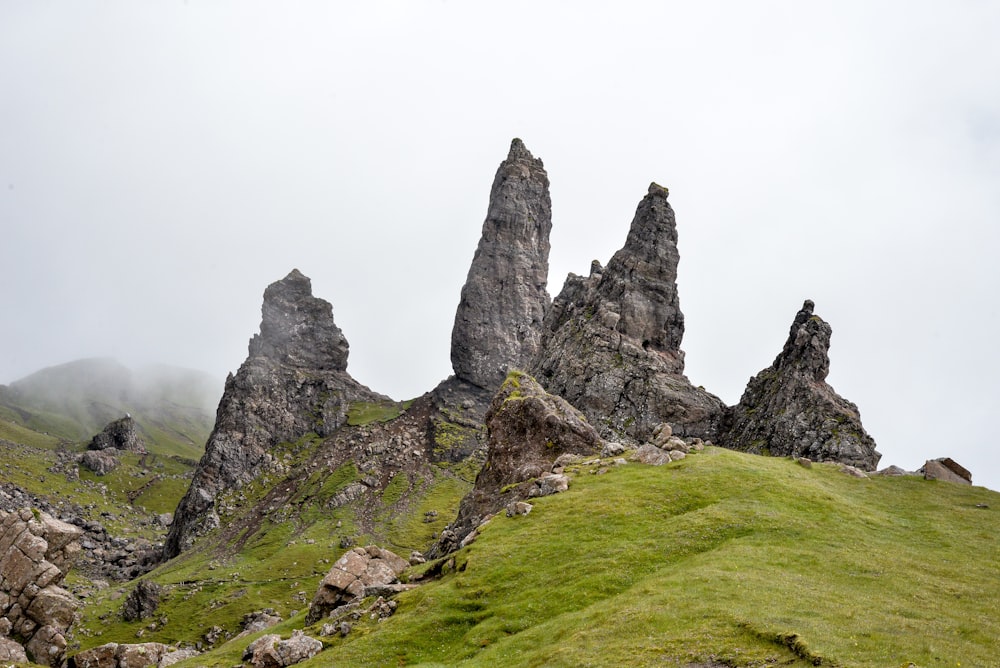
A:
[[923, 458, 972, 485], [80, 450, 120, 476], [429, 372, 603, 556], [720, 300, 881, 471], [532, 184, 725, 442], [0, 637, 28, 664], [451, 138, 553, 390], [243, 631, 322, 668], [88, 416, 146, 453], [121, 581, 161, 622], [632, 444, 673, 466], [306, 545, 409, 623]]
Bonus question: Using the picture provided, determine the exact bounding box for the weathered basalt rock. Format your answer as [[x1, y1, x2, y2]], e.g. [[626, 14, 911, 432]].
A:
[[451, 138, 552, 390], [163, 269, 386, 559], [532, 184, 724, 442], [0, 508, 83, 666], [88, 416, 146, 453], [430, 372, 604, 556], [721, 300, 881, 470]]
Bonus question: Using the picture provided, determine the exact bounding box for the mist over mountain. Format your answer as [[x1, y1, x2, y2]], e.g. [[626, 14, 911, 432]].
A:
[[0, 358, 219, 459]]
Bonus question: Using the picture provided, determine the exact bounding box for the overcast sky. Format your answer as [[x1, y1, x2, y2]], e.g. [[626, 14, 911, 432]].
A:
[[2, 2, 998, 489]]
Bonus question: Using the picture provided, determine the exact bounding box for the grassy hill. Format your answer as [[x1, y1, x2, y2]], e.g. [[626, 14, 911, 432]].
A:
[[0, 357, 218, 459], [73, 447, 1000, 667]]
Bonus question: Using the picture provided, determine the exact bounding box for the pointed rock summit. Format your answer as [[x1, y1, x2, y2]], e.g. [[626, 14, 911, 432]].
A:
[[163, 270, 384, 559], [532, 184, 724, 442], [450, 138, 552, 390], [721, 300, 881, 470], [248, 268, 349, 371]]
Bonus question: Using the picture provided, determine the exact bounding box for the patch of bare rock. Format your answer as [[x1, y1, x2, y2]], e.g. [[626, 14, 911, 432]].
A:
[[306, 545, 411, 624], [0, 508, 83, 666], [243, 630, 322, 668], [70, 642, 199, 668], [429, 371, 604, 556]]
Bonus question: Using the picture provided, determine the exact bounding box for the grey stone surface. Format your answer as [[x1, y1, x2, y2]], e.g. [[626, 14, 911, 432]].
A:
[[88, 416, 146, 453], [163, 269, 386, 559], [720, 300, 881, 471], [430, 372, 603, 556], [532, 184, 725, 443], [451, 138, 552, 390]]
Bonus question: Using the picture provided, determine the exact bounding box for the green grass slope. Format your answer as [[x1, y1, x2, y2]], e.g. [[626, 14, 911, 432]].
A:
[[163, 447, 999, 668], [0, 358, 218, 459]]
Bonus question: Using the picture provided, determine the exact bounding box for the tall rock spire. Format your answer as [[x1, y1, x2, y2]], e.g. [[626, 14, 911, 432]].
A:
[[163, 270, 384, 559], [450, 138, 553, 390], [532, 184, 724, 442], [720, 300, 881, 470]]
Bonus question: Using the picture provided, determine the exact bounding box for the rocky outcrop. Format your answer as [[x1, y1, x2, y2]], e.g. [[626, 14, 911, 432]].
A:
[[451, 138, 552, 390], [306, 545, 410, 623], [121, 580, 161, 622], [721, 300, 881, 470], [430, 372, 604, 556], [0, 508, 83, 666], [88, 416, 146, 453], [70, 641, 173, 668], [532, 184, 725, 442], [80, 449, 120, 475], [922, 458, 972, 485], [243, 630, 322, 668], [163, 269, 386, 559]]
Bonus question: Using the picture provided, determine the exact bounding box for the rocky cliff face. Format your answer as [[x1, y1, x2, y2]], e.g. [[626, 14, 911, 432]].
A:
[[721, 300, 881, 470], [532, 184, 724, 442], [430, 371, 604, 555], [451, 138, 552, 390], [162, 269, 385, 559]]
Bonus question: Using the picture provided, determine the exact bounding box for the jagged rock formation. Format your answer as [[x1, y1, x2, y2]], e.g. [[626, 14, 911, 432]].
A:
[[0, 508, 83, 666], [163, 269, 386, 559], [721, 300, 881, 470], [88, 416, 146, 453], [532, 184, 724, 442], [451, 138, 552, 390], [430, 372, 604, 555]]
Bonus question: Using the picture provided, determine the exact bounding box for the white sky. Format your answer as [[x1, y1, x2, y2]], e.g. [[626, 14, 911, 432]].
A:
[[2, 2, 998, 488]]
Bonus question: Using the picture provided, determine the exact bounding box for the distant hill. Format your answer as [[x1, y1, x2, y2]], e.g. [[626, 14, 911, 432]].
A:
[[0, 357, 219, 459]]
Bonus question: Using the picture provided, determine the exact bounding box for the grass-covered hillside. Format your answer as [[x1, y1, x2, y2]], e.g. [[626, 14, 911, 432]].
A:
[[79, 447, 1000, 667], [0, 357, 218, 460]]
